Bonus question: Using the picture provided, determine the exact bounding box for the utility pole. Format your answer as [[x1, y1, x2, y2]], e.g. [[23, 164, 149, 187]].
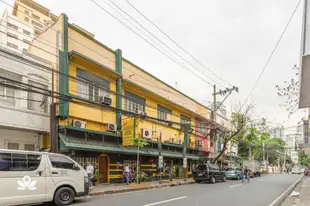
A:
[[211, 84, 239, 162], [263, 141, 266, 171]]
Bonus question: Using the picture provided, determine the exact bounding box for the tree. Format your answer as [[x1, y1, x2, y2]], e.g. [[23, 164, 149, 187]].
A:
[[133, 137, 148, 183], [264, 138, 285, 167], [212, 104, 252, 164], [276, 65, 299, 117], [298, 151, 309, 167]]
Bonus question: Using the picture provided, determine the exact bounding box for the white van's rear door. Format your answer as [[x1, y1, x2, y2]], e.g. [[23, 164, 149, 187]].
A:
[[0, 151, 46, 205]]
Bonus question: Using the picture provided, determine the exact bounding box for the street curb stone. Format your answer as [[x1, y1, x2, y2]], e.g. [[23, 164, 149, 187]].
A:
[[272, 176, 305, 206], [88, 181, 195, 197]]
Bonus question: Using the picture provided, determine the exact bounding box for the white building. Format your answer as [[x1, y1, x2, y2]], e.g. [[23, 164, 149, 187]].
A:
[[0, 8, 34, 53], [0, 46, 51, 151]]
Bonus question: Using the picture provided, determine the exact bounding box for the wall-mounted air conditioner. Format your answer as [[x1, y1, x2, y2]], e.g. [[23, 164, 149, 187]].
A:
[[107, 123, 117, 132], [73, 120, 86, 128], [141, 129, 152, 139], [99, 96, 112, 105]]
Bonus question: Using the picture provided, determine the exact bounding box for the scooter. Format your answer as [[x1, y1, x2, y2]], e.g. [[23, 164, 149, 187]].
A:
[[122, 171, 135, 183]]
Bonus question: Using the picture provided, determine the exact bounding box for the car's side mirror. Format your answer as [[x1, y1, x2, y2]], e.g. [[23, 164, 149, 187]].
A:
[[73, 164, 80, 171]]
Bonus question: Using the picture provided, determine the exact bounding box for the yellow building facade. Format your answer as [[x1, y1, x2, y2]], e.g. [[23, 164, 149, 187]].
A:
[[28, 10, 212, 183]]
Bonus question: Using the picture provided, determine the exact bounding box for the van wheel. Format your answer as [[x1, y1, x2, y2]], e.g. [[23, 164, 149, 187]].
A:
[[54, 187, 75, 205], [211, 176, 216, 184]]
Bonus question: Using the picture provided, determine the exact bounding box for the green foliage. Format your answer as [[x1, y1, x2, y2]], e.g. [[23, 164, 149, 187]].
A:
[[134, 137, 149, 148], [298, 151, 309, 167], [91, 171, 100, 182], [135, 169, 149, 182]]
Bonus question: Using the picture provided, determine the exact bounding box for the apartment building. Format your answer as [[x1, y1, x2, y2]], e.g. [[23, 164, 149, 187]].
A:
[[12, 0, 58, 36], [0, 8, 34, 53], [0, 46, 52, 151]]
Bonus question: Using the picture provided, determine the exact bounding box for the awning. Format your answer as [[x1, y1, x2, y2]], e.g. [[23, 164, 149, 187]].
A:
[[59, 134, 199, 160]]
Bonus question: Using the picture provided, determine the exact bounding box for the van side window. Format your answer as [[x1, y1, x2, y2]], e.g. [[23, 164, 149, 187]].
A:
[[12, 153, 27, 171], [49, 155, 74, 170], [28, 155, 41, 171], [0, 153, 11, 171], [0, 153, 42, 171]]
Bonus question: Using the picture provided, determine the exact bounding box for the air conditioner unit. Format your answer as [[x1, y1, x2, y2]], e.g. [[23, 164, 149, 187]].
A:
[[178, 139, 183, 145], [73, 120, 86, 128], [107, 123, 117, 132], [169, 137, 175, 143], [138, 111, 147, 116], [141, 129, 152, 139], [99, 96, 112, 105]]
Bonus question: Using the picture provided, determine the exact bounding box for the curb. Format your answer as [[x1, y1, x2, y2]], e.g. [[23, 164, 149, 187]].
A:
[[269, 176, 305, 206], [88, 181, 195, 197]]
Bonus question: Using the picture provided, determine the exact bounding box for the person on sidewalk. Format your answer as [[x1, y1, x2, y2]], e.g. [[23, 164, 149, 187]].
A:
[[242, 166, 250, 183], [86, 162, 94, 187], [124, 164, 131, 185]]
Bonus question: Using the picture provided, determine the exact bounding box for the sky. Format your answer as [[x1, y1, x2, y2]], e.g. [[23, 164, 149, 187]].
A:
[[0, 0, 306, 131]]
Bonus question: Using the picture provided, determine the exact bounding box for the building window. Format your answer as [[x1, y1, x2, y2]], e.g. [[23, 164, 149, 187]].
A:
[[31, 20, 43, 28], [24, 144, 35, 151], [7, 42, 18, 49], [27, 80, 48, 113], [180, 115, 191, 130], [0, 79, 15, 103], [34, 30, 41, 36], [31, 13, 40, 20], [23, 48, 27, 53], [25, 10, 29, 15], [23, 39, 30, 44], [23, 29, 30, 36], [7, 32, 18, 39], [7, 22, 18, 30], [124, 91, 145, 114], [157, 105, 172, 123], [7, 142, 19, 150], [25, 17, 29, 22], [76, 69, 110, 102], [196, 121, 205, 136]]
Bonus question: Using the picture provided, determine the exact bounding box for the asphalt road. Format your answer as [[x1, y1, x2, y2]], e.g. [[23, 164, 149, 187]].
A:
[[72, 174, 302, 206]]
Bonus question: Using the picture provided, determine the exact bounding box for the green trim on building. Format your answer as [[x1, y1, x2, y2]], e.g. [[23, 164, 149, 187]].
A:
[[69, 50, 120, 77], [59, 125, 121, 137], [115, 49, 122, 130], [68, 24, 115, 53], [58, 14, 69, 118]]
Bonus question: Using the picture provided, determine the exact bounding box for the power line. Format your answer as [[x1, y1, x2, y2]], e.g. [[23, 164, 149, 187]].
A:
[[241, 0, 302, 110], [0, 0, 213, 111], [88, 0, 215, 87], [124, 0, 234, 88], [104, 0, 227, 88]]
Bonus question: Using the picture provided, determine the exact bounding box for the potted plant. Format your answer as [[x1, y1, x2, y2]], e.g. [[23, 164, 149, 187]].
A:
[[91, 171, 100, 185]]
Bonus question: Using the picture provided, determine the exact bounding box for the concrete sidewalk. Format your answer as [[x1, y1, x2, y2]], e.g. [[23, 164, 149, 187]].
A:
[[88, 178, 195, 196], [281, 176, 310, 206]]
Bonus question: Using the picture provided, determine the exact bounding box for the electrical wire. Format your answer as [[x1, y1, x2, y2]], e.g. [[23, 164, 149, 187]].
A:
[[103, 0, 227, 88], [124, 0, 234, 88], [241, 0, 302, 110]]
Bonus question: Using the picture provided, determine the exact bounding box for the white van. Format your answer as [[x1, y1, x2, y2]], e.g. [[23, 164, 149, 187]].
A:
[[0, 149, 89, 205]]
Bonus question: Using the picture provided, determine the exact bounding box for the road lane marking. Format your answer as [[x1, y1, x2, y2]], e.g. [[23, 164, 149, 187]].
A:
[[142, 196, 188, 206], [268, 175, 304, 206], [229, 184, 242, 188]]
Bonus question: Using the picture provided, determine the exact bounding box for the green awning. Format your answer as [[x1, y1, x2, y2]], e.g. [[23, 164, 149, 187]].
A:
[[59, 134, 199, 160]]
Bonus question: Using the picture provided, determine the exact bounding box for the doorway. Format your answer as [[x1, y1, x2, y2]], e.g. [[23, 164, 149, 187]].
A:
[[98, 155, 109, 183]]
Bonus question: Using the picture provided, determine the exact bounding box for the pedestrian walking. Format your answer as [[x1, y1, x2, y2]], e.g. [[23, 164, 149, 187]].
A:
[[86, 162, 94, 186], [242, 166, 250, 183], [124, 164, 131, 185]]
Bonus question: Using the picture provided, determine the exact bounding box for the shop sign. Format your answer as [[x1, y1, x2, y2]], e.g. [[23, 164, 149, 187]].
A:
[[122, 118, 135, 146], [183, 158, 187, 168], [158, 156, 163, 168]]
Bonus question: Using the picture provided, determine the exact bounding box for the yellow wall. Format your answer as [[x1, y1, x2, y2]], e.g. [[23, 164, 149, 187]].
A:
[[68, 27, 116, 71], [122, 60, 210, 120], [66, 62, 117, 131]]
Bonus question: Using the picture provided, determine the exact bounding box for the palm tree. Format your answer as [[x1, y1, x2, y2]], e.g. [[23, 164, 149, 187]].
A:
[[264, 138, 285, 171]]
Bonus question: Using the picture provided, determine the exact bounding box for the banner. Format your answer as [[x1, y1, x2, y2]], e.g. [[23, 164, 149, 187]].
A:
[[122, 118, 135, 146]]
